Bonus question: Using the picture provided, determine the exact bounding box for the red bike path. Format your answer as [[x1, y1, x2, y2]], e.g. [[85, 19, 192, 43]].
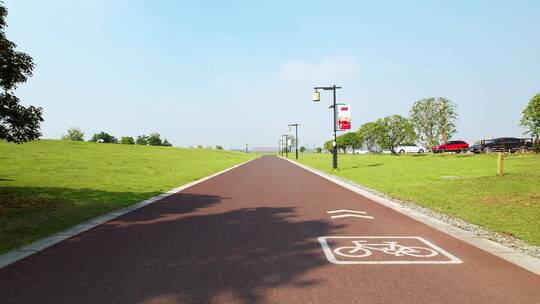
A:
[[1, 156, 539, 303]]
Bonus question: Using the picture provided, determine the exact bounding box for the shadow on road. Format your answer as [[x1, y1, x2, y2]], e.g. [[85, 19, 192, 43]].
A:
[[0, 191, 340, 304]]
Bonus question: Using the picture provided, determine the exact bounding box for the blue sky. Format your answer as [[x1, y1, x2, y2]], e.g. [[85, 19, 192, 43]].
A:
[[5, 0, 540, 148]]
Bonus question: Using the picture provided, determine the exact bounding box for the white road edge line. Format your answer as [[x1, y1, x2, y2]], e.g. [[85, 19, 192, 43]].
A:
[[0, 158, 258, 270], [279, 156, 540, 275], [327, 210, 367, 214], [330, 214, 374, 219]]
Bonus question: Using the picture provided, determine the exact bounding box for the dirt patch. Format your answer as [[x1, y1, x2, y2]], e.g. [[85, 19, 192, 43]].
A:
[[480, 193, 540, 207]]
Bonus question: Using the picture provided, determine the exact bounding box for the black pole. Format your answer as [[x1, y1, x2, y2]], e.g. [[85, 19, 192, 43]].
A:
[[313, 85, 341, 169], [281, 135, 288, 157], [278, 139, 281, 155], [295, 125, 299, 159], [332, 85, 338, 169], [285, 136, 288, 158]]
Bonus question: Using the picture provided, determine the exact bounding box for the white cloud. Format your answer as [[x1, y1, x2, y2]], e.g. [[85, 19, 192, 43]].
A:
[[280, 56, 361, 83]]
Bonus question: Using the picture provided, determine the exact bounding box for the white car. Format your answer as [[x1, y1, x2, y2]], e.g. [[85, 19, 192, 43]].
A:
[[396, 144, 427, 154], [352, 149, 369, 155]]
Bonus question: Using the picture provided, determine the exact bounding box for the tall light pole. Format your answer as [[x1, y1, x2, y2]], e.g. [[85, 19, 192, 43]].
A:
[[313, 85, 342, 169], [281, 134, 288, 158], [278, 138, 282, 156], [288, 123, 299, 159]]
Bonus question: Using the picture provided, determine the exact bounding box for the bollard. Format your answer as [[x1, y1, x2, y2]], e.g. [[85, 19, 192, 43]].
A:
[[497, 152, 504, 177]]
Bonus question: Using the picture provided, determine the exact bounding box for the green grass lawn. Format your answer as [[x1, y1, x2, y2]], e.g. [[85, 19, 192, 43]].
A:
[[0, 140, 257, 254], [293, 153, 540, 246]]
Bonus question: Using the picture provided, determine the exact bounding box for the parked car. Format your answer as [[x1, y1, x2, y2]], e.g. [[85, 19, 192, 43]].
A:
[[396, 144, 427, 154], [469, 137, 533, 154], [432, 140, 469, 153], [352, 149, 370, 155]]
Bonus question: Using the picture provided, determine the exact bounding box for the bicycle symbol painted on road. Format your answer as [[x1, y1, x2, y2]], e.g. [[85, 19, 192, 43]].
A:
[[318, 236, 462, 265], [333, 240, 438, 258]]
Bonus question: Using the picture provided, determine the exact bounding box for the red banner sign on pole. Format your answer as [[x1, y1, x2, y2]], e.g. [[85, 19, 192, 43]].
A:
[[337, 105, 351, 130]]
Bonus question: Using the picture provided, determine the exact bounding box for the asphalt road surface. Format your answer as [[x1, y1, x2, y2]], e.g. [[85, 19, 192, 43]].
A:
[[1, 156, 539, 303]]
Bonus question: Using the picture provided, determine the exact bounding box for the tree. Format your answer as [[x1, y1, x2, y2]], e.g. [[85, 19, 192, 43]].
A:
[[357, 121, 384, 153], [162, 139, 172, 147], [90, 131, 118, 143], [61, 127, 84, 141], [120, 136, 135, 145], [0, 3, 43, 143], [377, 115, 417, 154], [409, 98, 439, 148], [438, 97, 458, 143], [315, 147, 322, 153], [215, 145, 223, 150], [136, 135, 148, 145], [520, 92, 540, 148], [340, 132, 361, 153], [409, 97, 458, 147], [286, 135, 296, 150], [147, 133, 162, 146], [299, 146, 306, 152], [323, 140, 333, 153]]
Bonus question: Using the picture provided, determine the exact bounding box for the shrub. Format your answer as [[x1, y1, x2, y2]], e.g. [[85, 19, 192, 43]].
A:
[[162, 139, 172, 147], [89, 132, 118, 143], [136, 135, 148, 145], [120, 136, 135, 145], [61, 127, 84, 141], [148, 133, 162, 146]]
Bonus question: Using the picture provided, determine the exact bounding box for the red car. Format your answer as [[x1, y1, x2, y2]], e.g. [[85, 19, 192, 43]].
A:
[[432, 140, 469, 153]]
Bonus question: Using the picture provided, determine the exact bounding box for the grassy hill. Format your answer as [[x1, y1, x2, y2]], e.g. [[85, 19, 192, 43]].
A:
[[295, 153, 540, 246], [0, 140, 257, 254]]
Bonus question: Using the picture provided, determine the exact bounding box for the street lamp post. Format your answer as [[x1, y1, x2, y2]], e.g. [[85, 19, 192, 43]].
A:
[[313, 85, 342, 169], [278, 139, 281, 156], [281, 134, 288, 158], [288, 123, 299, 159]]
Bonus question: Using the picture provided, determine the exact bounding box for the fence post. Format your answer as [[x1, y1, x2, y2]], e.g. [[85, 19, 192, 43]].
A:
[[497, 152, 505, 177]]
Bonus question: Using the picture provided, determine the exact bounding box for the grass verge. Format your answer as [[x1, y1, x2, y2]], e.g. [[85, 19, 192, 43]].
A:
[[293, 153, 540, 246], [0, 140, 257, 254]]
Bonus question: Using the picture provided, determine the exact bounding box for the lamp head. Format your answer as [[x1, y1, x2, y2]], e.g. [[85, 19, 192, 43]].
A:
[[312, 90, 320, 102]]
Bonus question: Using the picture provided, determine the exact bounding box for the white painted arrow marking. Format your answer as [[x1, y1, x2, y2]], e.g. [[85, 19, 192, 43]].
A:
[[330, 214, 374, 219], [327, 210, 374, 220], [327, 210, 367, 214]]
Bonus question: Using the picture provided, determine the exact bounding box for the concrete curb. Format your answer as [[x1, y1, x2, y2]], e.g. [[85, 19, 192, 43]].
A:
[[279, 156, 540, 276], [0, 158, 256, 270]]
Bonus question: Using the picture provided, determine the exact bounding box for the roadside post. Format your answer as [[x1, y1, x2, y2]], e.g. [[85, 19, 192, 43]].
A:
[[498, 152, 505, 176]]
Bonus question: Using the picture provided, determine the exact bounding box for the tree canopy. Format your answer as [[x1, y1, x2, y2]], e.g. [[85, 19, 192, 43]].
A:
[[61, 127, 84, 141], [0, 2, 43, 143], [376, 115, 417, 154], [120, 136, 135, 145], [357, 121, 383, 153], [90, 132, 118, 144], [520, 92, 540, 141], [409, 97, 458, 147], [148, 133, 162, 146]]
